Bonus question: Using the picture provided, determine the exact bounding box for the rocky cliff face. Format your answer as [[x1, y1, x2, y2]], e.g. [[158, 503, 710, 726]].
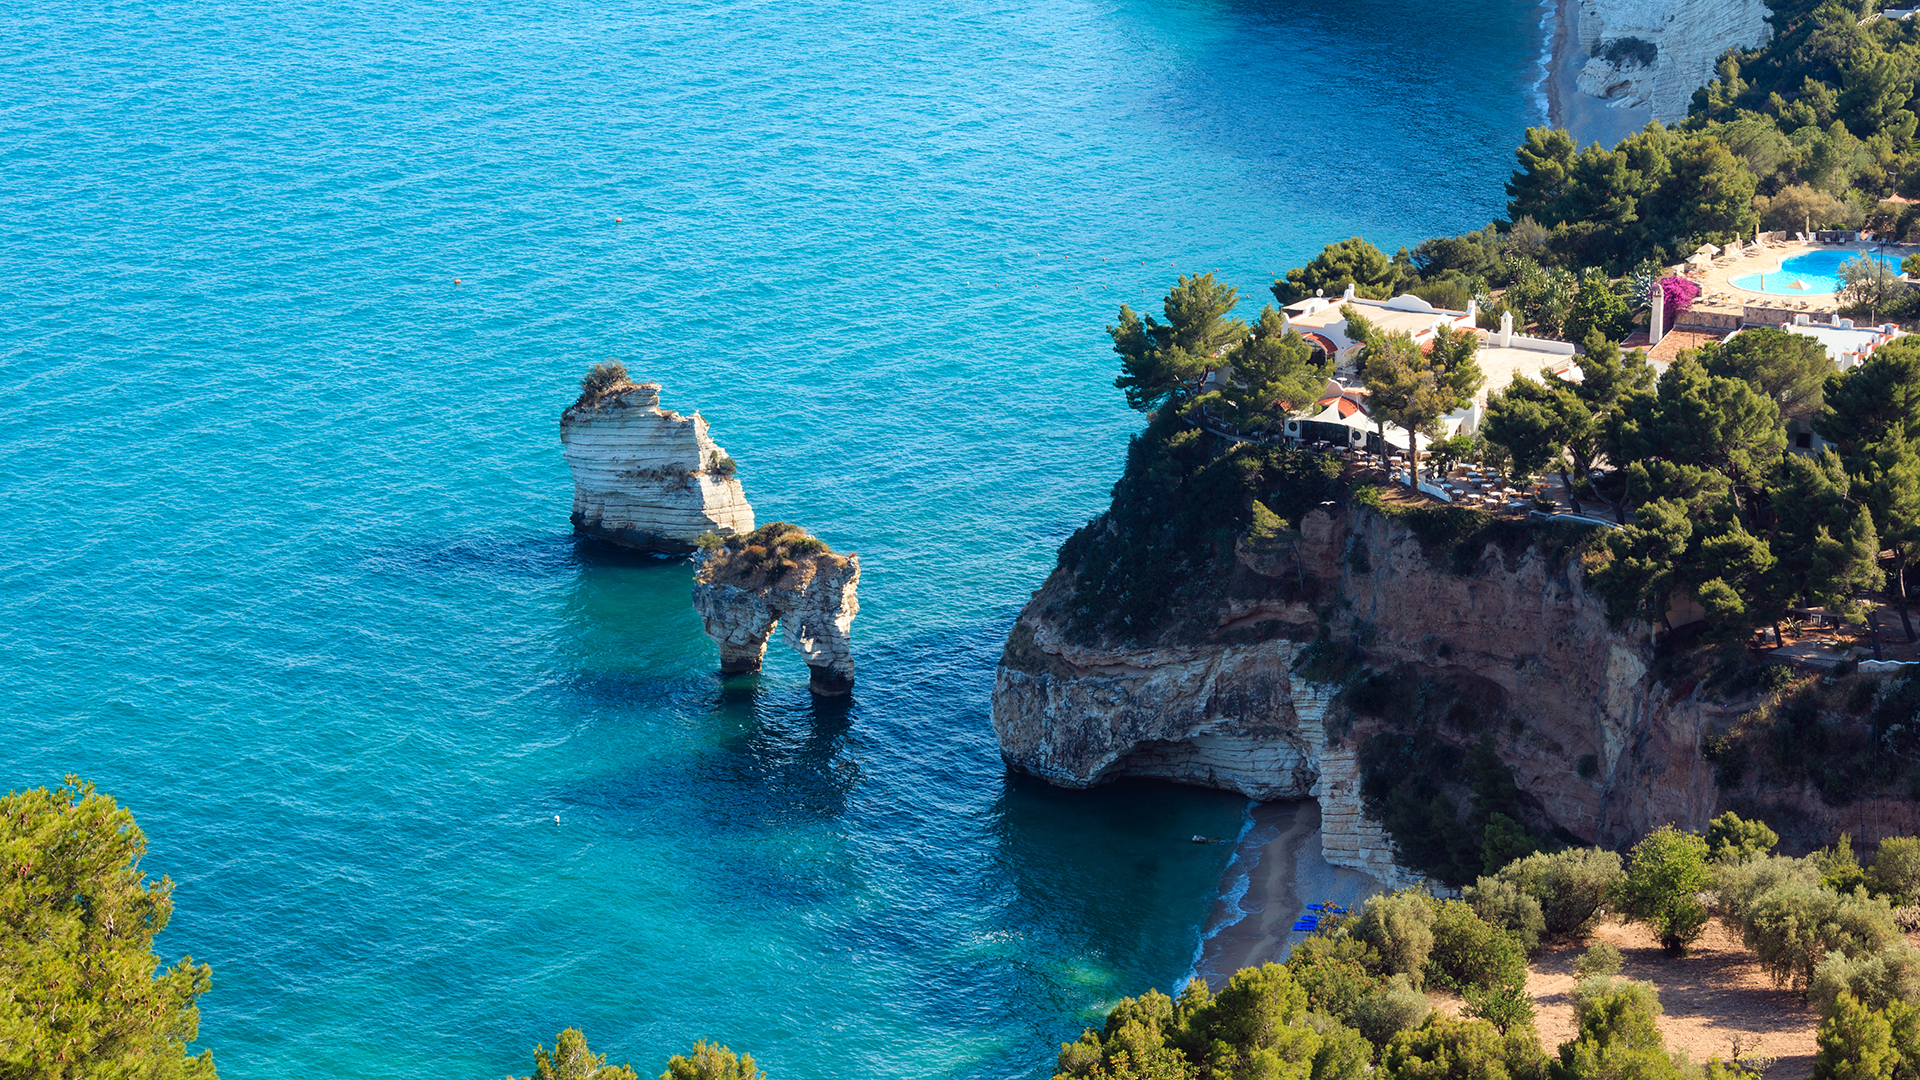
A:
[[992, 501, 1730, 879], [560, 382, 755, 553], [692, 523, 860, 696], [1576, 0, 1771, 124]]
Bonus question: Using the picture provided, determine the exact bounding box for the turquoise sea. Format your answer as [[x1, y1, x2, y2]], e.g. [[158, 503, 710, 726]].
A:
[[1, 1, 1547, 1076]]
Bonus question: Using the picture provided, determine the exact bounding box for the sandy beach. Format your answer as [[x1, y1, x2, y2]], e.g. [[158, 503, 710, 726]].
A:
[[1193, 801, 1381, 987], [1545, 0, 1649, 148]]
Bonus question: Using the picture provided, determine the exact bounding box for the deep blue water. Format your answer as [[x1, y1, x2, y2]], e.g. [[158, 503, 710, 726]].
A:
[[1, 1, 1546, 1076]]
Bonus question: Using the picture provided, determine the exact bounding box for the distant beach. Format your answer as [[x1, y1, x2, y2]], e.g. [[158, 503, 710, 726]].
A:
[[1545, 0, 1650, 148], [1193, 801, 1381, 986]]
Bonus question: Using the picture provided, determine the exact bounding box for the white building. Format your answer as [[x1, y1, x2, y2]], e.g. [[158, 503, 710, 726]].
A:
[[1775, 314, 1903, 370], [1279, 309, 1584, 450], [1282, 287, 1479, 378]]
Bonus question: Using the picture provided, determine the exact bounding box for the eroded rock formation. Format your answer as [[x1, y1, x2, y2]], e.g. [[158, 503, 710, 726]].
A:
[[692, 523, 860, 696], [1576, 0, 1771, 123], [560, 376, 754, 553], [992, 501, 1731, 880]]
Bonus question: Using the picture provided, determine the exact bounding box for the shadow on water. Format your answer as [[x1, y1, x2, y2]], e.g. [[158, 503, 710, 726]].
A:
[[551, 678, 863, 911], [990, 773, 1247, 973], [359, 531, 683, 581], [558, 676, 862, 833]]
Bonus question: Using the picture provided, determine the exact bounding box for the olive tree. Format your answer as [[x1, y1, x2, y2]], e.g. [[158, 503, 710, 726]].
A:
[[1617, 825, 1711, 954]]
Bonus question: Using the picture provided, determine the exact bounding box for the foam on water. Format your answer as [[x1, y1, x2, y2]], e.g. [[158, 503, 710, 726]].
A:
[[0, 0, 1545, 1076]]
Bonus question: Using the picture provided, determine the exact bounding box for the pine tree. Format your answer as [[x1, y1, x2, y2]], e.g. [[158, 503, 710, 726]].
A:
[[0, 778, 217, 1080], [1863, 431, 1920, 642], [1110, 275, 1246, 413]]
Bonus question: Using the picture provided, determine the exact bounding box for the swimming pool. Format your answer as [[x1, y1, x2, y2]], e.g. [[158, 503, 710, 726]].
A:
[[1732, 249, 1898, 295]]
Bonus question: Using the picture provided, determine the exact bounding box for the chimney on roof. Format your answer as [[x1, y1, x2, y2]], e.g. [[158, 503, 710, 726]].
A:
[[1650, 280, 1665, 345], [1498, 310, 1513, 348], [1342, 283, 1355, 302], [1838, 317, 1854, 329], [1466, 297, 1478, 321]]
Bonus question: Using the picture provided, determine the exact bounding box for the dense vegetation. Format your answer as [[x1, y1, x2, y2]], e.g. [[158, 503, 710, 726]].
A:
[[1048, 824, 1850, 1080], [1046, 812, 1920, 1080], [0, 777, 217, 1080]]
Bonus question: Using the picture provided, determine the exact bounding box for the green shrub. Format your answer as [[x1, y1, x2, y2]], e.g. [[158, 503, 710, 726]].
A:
[[1353, 890, 1437, 986], [1426, 899, 1528, 994], [1464, 983, 1537, 1035], [1812, 944, 1920, 1018], [1711, 854, 1822, 924], [1467, 875, 1546, 957], [1347, 974, 1430, 1048], [1174, 965, 1324, 1080], [1496, 847, 1623, 939], [1307, 1022, 1371, 1080], [1284, 933, 1379, 1020], [1574, 943, 1622, 980], [710, 455, 739, 480], [1817, 835, 1870, 895], [575, 360, 633, 408], [1617, 826, 1710, 954], [1360, 731, 1540, 888], [1479, 813, 1540, 880], [1553, 977, 1677, 1080], [1055, 964, 1370, 1080], [1812, 992, 1897, 1080], [1871, 837, 1920, 906], [1704, 811, 1778, 865], [1381, 1014, 1544, 1080], [1739, 881, 1901, 991]]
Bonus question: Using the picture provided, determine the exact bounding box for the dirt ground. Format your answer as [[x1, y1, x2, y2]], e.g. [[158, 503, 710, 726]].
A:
[[1527, 919, 1819, 1078]]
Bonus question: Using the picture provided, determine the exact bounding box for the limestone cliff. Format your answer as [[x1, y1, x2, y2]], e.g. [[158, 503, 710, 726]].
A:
[[992, 500, 1733, 880], [1575, 0, 1771, 124], [560, 379, 755, 553], [692, 523, 860, 696]]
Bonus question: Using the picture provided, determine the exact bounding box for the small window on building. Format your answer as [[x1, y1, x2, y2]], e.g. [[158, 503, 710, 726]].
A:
[[1796, 431, 1813, 449]]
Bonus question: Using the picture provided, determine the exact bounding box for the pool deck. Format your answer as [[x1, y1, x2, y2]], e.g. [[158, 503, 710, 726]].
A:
[[1681, 239, 1912, 328]]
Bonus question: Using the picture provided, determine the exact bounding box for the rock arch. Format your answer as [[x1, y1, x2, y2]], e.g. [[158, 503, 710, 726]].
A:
[[692, 524, 860, 696]]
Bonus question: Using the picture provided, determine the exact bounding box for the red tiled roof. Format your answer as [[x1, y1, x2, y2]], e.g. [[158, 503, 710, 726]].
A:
[[1300, 332, 1338, 355], [1312, 395, 1365, 418]]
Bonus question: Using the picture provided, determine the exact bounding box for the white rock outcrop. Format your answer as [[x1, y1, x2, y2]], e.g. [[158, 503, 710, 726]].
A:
[[1576, 0, 1771, 124], [691, 524, 860, 696], [559, 381, 754, 553]]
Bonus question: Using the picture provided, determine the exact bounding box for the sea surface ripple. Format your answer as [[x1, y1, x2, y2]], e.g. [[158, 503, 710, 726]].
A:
[[0, 1, 1544, 1076]]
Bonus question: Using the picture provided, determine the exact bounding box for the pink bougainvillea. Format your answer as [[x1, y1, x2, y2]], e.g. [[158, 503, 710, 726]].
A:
[[1657, 276, 1699, 327]]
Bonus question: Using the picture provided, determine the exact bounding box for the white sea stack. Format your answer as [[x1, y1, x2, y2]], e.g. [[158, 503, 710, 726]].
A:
[[692, 523, 860, 696], [1576, 0, 1771, 124], [559, 379, 754, 554]]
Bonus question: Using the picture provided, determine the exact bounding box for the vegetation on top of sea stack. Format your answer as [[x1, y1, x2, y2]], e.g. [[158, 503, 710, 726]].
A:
[[574, 360, 637, 409], [695, 522, 841, 589]]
